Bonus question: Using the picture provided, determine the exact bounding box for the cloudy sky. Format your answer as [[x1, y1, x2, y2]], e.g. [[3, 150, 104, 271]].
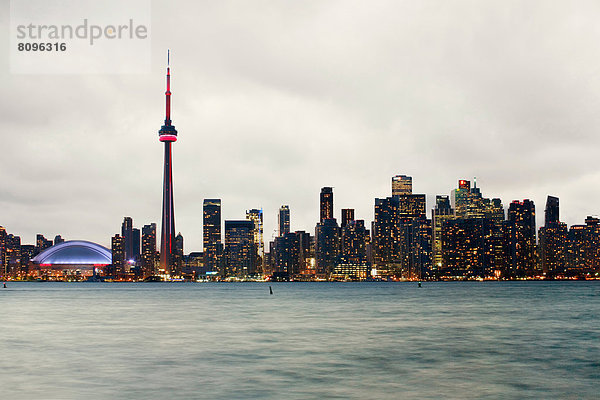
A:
[[2, 0, 600, 251]]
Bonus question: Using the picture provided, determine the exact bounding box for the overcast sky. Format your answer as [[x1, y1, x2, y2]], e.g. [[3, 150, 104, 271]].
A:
[[2, 0, 600, 252]]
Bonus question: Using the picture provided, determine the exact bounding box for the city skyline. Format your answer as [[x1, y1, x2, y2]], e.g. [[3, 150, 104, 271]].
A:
[[3, 1, 600, 251]]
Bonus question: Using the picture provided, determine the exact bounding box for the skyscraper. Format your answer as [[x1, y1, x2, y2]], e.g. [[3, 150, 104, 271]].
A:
[[320, 187, 334, 222], [158, 51, 178, 276], [141, 223, 157, 277], [505, 200, 536, 278], [121, 217, 133, 261], [545, 196, 559, 227], [246, 208, 264, 273], [225, 220, 256, 277], [431, 195, 454, 273], [203, 199, 221, 272], [278, 205, 290, 237], [392, 175, 412, 196], [111, 234, 125, 278], [341, 208, 355, 228]]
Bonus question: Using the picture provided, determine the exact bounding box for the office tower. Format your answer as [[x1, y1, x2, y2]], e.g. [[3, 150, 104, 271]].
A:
[[538, 195, 566, 277], [567, 224, 586, 273], [173, 233, 184, 276], [372, 196, 401, 270], [54, 235, 64, 246], [246, 209, 264, 272], [224, 220, 256, 277], [141, 223, 157, 277], [505, 200, 536, 278], [320, 187, 334, 222], [340, 219, 369, 264], [442, 218, 495, 278], [315, 218, 340, 277], [431, 195, 454, 274], [545, 196, 559, 227], [392, 175, 412, 196], [341, 208, 355, 228], [584, 216, 600, 274], [272, 231, 312, 278], [132, 228, 141, 263], [35, 234, 53, 255], [158, 51, 178, 276], [278, 205, 290, 237], [111, 234, 125, 278], [121, 217, 133, 261], [203, 199, 222, 272]]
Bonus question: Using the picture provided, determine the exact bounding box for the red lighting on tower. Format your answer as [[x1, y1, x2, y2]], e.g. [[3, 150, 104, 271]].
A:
[[158, 50, 178, 276]]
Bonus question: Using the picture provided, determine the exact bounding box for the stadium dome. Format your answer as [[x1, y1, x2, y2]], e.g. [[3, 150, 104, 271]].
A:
[[32, 240, 112, 265]]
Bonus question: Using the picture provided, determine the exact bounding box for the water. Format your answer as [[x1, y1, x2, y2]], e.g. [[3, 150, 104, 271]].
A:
[[1, 281, 598, 399]]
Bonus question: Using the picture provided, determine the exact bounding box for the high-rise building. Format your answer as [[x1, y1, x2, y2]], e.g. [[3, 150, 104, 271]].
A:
[[111, 234, 125, 278], [545, 196, 559, 227], [392, 175, 412, 196], [121, 217, 133, 261], [272, 231, 312, 278], [158, 51, 178, 276], [278, 205, 290, 237], [203, 199, 221, 272], [54, 235, 64, 246], [246, 209, 264, 273], [174, 232, 184, 276], [315, 218, 340, 277], [341, 208, 355, 228], [320, 187, 334, 222], [340, 219, 369, 265], [505, 200, 536, 278], [35, 234, 53, 255], [539, 195, 566, 277], [141, 223, 157, 277], [442, 217, 495, 278], [431, 195, 454, 274], [372, 196, 401, 271], [224, 220, 256, 277]]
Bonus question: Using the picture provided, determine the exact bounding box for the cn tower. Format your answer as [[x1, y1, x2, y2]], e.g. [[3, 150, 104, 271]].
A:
[[158, 51, 177, 276]]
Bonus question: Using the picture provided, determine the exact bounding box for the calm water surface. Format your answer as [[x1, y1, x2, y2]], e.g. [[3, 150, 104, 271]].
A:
[[1, 281, 598, 399]]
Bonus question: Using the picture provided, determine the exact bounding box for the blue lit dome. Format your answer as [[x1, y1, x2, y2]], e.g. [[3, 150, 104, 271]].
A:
[[32, 240, 112, 265]]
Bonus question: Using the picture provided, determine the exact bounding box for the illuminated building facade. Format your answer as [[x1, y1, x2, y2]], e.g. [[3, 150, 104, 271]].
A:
[[246, 208, 264, 273], [203, 199, 222, 273], [505, 200, 536, 278], [341, 208, 355, 228], [539, 196, 567, 277], [141, 223, 157, 277], [320, 187, 334, 222], [278, 205, 290, 236], [224, 220, 256, 277], [432, 195, 454, 274], [315, 218, 340, 277], [392, 174, 412, 196]]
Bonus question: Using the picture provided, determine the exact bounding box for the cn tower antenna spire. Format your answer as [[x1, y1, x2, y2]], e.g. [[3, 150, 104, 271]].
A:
[[158, 49, 178, 277]]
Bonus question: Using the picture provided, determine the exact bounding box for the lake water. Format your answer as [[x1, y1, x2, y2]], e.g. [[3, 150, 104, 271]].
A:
[[0, 281, 598, 399]]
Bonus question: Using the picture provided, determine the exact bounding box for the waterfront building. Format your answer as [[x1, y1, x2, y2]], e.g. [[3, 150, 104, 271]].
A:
[[110, 234, 125, 278], [320, 187, 334, 222], [30, 240, 112, 280], [341, 208, 355, 228], [246, 208, 264, 273], [392, 174, 412, 196], [431, 195, 454, 275], [141, 223, 157, 277], [539, 196, 567, 277], [203, 199, 222, 273], [505, 200, 536, 278], [278, 205, 290, 236], [315, 218, 340, 277], [224, 220, 256, 277]]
